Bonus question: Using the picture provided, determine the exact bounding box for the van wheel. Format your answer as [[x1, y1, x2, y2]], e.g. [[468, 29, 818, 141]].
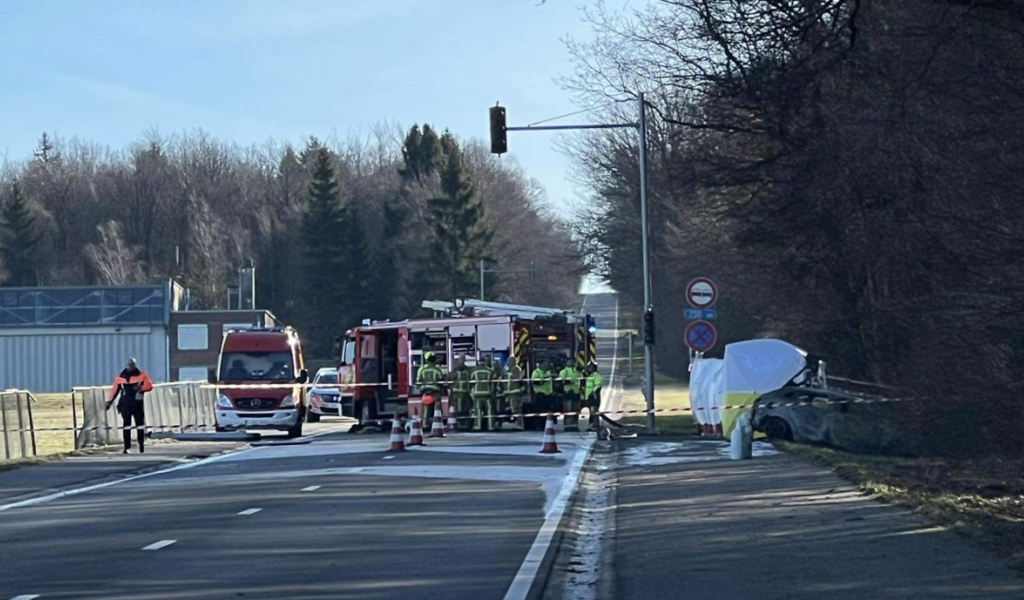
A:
[[287, 412, 304, 438], [307, 411, 321, 423], [763, 417, 792, 441]]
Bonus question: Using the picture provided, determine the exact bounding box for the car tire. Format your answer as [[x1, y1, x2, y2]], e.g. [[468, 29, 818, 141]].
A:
[[215, 425, 228, 433], [287, 411, 304, 438], [763, 416, 792, 441], [307, 410, 321, 423]]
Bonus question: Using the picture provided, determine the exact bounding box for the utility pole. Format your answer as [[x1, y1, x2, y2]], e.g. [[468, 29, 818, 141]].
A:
[[490, 97, 657, 432]]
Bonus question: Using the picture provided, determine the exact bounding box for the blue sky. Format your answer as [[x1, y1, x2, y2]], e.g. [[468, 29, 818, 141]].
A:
[[0, 0, 601, 216]]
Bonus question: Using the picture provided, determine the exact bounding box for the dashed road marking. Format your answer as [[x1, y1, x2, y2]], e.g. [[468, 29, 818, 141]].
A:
[[10, 595, 41, 600], [301, 485, 321, 492], [142, 540, 176, 551], [237, 508, 263, 515], [383, 455, 394, 460]]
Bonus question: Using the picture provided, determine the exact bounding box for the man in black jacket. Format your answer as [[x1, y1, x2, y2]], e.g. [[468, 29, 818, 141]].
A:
[[105, 358, 154, 454]]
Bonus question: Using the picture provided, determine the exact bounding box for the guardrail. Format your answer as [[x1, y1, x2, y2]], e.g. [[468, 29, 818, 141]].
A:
[[0, 389, 37, 460]]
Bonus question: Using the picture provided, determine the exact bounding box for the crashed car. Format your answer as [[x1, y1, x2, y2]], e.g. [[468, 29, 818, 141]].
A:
[[751, 386, 863, 443]]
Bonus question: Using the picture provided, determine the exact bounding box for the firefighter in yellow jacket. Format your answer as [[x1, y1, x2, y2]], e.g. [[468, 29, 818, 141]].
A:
[[470, 357, 497, 431]]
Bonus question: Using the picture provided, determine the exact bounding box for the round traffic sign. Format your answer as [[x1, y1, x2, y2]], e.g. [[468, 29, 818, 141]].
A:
[[686, 277, 718, 309], [684, 320, 717, 352]]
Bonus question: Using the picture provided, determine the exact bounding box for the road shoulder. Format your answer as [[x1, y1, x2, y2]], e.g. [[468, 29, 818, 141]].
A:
[[609, 437, 1024, 599]]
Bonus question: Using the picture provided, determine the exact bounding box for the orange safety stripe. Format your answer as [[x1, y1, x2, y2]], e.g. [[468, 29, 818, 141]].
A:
[[107, 372, 155, 401]]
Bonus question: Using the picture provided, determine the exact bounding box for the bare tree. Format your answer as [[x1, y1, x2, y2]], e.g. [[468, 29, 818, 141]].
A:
[[85, 221, 144, 285]]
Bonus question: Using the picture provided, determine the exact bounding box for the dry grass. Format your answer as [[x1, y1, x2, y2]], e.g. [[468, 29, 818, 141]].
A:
[[783, 442, 1024, 573], [618, 370, 697, 435], [26, 393, 77, 457]]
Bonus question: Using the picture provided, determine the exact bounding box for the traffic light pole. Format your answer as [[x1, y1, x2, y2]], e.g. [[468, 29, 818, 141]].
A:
[[491, 94, 657, 433], [637, 92, 655, 433]]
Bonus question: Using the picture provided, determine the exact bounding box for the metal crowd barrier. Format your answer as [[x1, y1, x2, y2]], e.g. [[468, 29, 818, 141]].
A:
[[72, 382, 215, 450], [0, 389, 37, 460]]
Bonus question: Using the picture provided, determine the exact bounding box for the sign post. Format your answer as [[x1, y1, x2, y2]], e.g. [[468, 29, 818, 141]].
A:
[[684, 277, 719, 354]]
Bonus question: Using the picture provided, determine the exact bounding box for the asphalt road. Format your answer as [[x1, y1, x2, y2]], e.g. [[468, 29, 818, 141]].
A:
[[579, 293, 622, 417], [0, 426, 595, 599], [608, 438, 1024, 599], [0, 294, 621, 600]]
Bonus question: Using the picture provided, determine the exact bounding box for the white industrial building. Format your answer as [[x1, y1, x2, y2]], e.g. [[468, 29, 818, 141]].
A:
[[0, 284, 176, 392]]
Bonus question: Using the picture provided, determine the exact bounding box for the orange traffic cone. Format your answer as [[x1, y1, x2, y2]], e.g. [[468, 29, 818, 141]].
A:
[[408, 417, 426, 446], [388, 416, 406, 452], [430, 408, 446, 438], [539, 413, 561, 454]]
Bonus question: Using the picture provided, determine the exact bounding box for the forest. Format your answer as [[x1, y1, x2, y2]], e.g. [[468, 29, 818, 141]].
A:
[[0, 125, 584, 357], [566, 0, 1024, 456]]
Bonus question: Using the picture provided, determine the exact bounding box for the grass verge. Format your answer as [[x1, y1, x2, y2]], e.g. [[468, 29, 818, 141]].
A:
[[781, 442, 1024, 573], [617, 369, 697, 434]]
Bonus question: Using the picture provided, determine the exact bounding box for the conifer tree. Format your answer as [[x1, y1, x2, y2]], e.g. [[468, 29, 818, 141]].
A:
[[425, 132, 493, 301], [0, 181, 41, 287], [301, 147, 347, 355]]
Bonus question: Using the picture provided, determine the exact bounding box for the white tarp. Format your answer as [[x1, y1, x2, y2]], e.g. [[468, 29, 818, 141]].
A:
[[720, 339, 807, 436], [689, 358, 724, 426]]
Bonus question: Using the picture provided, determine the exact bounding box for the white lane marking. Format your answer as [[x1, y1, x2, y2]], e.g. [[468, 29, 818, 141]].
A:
[[503, 437, 594, 600], [382, 455, 394, 460], [0, 448, 255, 513], [142, 540, 176, 551], [237, 508, 262, 515], [301, 485, 321, 492], [0, 424, 350, 513], [10, 595, 41, 600]]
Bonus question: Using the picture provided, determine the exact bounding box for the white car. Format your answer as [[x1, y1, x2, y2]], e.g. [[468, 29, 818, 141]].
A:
[[307, 368, 341, 423]]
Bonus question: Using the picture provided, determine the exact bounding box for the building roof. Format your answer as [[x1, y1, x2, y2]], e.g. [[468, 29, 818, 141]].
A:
[[0, 284, 170, 328]]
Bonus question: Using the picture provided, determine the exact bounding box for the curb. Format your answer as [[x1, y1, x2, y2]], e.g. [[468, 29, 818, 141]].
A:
[[536, 437, 614, 600]]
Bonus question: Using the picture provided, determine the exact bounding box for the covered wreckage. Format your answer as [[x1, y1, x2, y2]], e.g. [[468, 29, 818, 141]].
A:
[[691, 339, 829, 437]]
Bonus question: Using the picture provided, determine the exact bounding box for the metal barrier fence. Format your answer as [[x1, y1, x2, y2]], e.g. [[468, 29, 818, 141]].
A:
[[0, 390, 37, 460], [72, 382, 215, 450]]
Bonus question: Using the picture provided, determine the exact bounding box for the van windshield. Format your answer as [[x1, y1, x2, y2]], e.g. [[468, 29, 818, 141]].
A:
[[220, 352, 294, 381]]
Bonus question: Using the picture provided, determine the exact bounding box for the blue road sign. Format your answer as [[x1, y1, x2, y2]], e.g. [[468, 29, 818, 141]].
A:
[[685, 308, 717, 320], [685, 320, 717, 352]]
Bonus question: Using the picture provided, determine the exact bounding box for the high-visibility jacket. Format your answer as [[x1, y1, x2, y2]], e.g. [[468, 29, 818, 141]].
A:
[[470, 366, 494, 397], [451, 366, 471, 394], [559, 366, 582, 394], [505, 365, 526, 395], [107, 369, 154, 402], [532, 368, 553, 395], [416, 363, 445, 392], [584, 371, 604, 400]]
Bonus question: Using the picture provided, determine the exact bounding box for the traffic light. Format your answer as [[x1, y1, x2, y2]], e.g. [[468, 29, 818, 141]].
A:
[[490, 104, 507, 154], [643, 308, 656, 345]]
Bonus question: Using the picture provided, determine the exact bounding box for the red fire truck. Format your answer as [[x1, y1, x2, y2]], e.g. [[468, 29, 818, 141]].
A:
[[333, 300, 597, 430]]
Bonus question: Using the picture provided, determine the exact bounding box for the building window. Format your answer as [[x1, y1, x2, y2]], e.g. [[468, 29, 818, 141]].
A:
[[178, 366, 211, 383], [177, 324, 209, 350]]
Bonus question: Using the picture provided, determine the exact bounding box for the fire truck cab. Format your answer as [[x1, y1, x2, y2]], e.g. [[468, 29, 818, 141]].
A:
[[335, 300, 596, 430]]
